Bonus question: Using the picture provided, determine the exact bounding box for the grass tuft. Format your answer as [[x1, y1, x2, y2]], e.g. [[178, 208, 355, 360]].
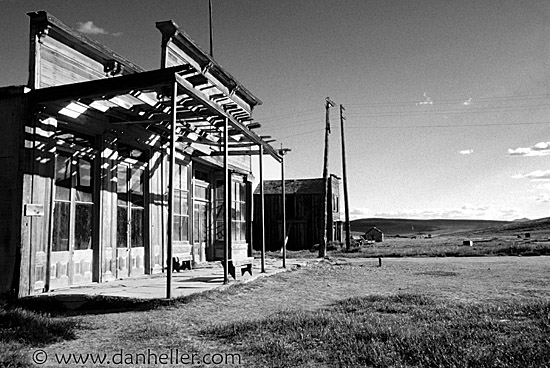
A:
[[0, 307, 79, 367], [207, 294, 550, 367]]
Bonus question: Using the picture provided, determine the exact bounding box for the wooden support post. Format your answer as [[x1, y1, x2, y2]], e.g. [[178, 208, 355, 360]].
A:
[[259, 144, 265, 273], [166, 81, 177, 299], [278, 147, 290, 268], [281, 149, 286, 268], [223, 117, 229, 284], [340, 104, 351, 251], [320, 97, 335, 258]]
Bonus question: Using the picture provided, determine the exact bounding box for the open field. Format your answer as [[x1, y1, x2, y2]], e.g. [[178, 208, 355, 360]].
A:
[[337, 235, 550, 258], [2, 256, 549, 367]]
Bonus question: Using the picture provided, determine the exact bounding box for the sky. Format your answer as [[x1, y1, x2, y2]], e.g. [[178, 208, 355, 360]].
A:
[[2, 0, 550, 221]]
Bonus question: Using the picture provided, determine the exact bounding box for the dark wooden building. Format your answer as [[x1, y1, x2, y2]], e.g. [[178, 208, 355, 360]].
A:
[[253, 175, 342, 251], [364, 227, 384, 242], [0, 11, 283, 297]]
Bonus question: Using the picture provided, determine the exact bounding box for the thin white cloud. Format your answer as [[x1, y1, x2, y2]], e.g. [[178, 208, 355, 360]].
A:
[[372, 205, 517, 220], [77, 21, 121, 36], [534, 182, 550, 191], [415, 92, 433, 106], [350, 208, 371, 220], [535, 194, 550, 202], [513, 170, 550, 181], [460, 149, 474, 155], [507, 141, 550, 157]]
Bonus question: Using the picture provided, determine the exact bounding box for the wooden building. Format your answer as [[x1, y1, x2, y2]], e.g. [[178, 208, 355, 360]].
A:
[[253, 175, 342, 251], [0, 11, 284, 297], [364, 227, 384, 242]]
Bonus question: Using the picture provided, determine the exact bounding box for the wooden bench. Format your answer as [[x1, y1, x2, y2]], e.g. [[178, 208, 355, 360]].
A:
[[222, 257, 254, 280], [171, 255, 192, 272]]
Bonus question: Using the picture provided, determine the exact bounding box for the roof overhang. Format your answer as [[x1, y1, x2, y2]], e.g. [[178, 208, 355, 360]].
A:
[[30, 65, 282, 162]]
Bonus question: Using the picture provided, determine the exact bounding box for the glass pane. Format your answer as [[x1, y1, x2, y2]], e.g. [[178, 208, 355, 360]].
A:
[[54, 154, 71, 201], [234, 202, 240, 222], [215, 201, 223, 220], [117, 206, 128, 248], [193, 204, 199, 243], [231, 201, 237, 221], [215, 221, 224, 241], [74, 203, 93, 250], [200, 205, 208, 243], [52, 201, 70, 251], [131, 208, 144, 248], [194, 185, 207, 200], [181, 193, 188, 216], [215, 181, 223, 200], [173, 216, 182, 241], [232, 181, 238, 202], [75, 159, 93, 203], [130, 168, 144, 208], [241, 203, 246, 221], [241, 220, 247, 241], [240, 182, 246, 203], [181, 216, 189, 241], [117, 166, 128, 207], [175, 164, 181, 190], [174, 189, 181, 215], [181, 165, 187, 191], [231, 220, 237, 241], [130, 168, 143, 194]]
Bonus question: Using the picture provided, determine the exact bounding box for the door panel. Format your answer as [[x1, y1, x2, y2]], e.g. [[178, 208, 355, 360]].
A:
[[116, 163, 145, 278], [49, 152, 94, 289]]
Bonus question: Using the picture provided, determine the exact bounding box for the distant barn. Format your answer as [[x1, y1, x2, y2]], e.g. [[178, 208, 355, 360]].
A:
[[364, 227, 384, 242], [253, 175, 342, 251]]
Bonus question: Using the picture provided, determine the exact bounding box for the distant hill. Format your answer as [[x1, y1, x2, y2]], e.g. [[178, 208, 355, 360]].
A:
[[350, 218, 512, 236], [463, 216, 550, 236]]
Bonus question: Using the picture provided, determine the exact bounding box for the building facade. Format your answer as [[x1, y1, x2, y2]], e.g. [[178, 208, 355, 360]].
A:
[[0, 11, 281, 297], [253, 175, 342, 251]]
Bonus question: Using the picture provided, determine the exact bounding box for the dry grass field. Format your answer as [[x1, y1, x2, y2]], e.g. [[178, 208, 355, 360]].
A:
[[2, 255, 549, 367]]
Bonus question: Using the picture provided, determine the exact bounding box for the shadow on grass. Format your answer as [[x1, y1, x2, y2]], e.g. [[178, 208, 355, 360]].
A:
[[206, 293, 550, 368], [3, 281, 254, 317]]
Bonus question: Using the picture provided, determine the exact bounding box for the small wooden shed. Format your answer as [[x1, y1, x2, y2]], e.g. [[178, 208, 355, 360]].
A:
[[364, 227, 384, 242]]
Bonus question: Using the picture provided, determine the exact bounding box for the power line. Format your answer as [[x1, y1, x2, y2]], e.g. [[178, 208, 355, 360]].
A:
[[345, 94, 550, 108], [347, 120, 550, 129]]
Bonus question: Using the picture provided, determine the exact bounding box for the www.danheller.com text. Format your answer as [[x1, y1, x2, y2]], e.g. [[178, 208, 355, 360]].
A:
[[31, 348, 242, 366]]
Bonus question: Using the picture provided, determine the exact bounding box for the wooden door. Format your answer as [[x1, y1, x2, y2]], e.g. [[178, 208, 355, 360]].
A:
[[193, 201, 209, 263], [49, 152, 94, 289], [116, 164, 145, 278], [193, 178, 211, 262]]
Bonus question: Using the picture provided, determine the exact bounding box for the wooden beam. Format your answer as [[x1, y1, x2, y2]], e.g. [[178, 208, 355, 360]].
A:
[[174, 72, 282, 162], [31, 64, 194, 104]]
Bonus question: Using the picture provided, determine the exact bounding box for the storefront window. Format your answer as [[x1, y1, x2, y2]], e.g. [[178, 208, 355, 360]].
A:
[[173, 162, 189, 241]]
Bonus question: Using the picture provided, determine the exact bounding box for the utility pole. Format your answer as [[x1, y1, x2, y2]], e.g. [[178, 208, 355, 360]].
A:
[[208, 0, 214, 57], [320, 97, 336, 258], [340, 105, 351, 251]]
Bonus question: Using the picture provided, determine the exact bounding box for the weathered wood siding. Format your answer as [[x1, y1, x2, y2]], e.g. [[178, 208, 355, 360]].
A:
[[253, 193, 324, 251], [0, 89, 26, 294]]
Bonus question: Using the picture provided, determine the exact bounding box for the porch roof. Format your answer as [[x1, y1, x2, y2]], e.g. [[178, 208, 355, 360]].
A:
[[30, 64, 282, 162]]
